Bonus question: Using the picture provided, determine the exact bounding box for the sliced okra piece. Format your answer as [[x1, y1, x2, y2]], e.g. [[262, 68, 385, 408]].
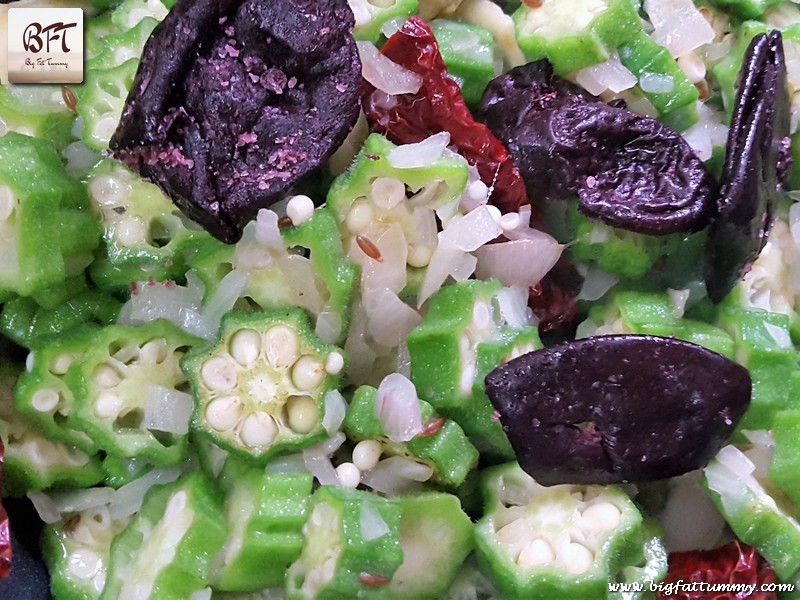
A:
[[0, 363, 102, 497], [407, 279, 541, 459], [101, 472, 228, 600], [607, 520, 668, 598], [704, 433, 800, 581], [772, 409, 800, 510], [43, 504, 132, 600], [512, 0, 642, 75], [474, 462, 646, 599], [577, 290, 736, 359], [286, 486, 404, 600], [349, 0, 418, 42], [14, 327, 103, 453], [191, 431, 231, 482], [430, 19, 498, 106], [86, 159, 210, 293], [327, 133, 468, 295], [343, 385, 479, 488], [211, 458, 313, 592], [717, 306, 800, 430], [182, 309, 346, 465], [707, 0, 783, 18], [1, 290, 121, 349], [195, 207, 358, 345], [617, 31, 700, 132], [67, 320, 201, 466], [101, 454, 156, 489], [0, 133, 101, 297], [387, 493, 474, 599], [0, 84, 75, 151]]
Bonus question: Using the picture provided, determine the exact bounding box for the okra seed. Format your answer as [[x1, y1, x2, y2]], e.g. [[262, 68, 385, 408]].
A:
[[352, 440, 382, 472], [139, 339, 168, 364], [581, 502, 621, 531], [116, 216, 147, 247], [407, 244, 433, 268], [345, 200, 373, 233], [31, 389, 59, 413], [286, 194, 315, 226], [51, 353, 74, 375], [240, 412, 278, 447], [369, 177, 406, 211], [291, 355, 325, 391], [286, 395, 318, 433], [93, 364, 121, 389], [324, 352, 344, 375], [230, 329, 261, 367], [263, 325, 300, 369], [0, 186, 16, 221], [335, 462, 361, 488], [94, 392, 123, 419], [201, 357, 238, 392], [499, 212, 521, 232], [88, 175, 125, 207], [517, 539, 555, 568], [562, 543, 594, 575], [205, 396, 242, 432], [67, 549, 102, 580], [486, 204, 502, 225]]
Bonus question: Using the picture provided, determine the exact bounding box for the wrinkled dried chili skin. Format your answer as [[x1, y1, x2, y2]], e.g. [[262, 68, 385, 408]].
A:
[[659, 541, 777, 600], [110, 0, 362, 243], [484, 335, 751, 486], [706, 31, 791, 303], [477, 61, 717, 235], [0, 439, 10, 580], [361, 16, 528, 215]]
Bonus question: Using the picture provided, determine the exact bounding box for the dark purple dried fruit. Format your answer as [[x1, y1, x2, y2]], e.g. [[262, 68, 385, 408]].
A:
[[705, 31, 791, 303], [110, 0, 362, 243], [477, 61, 717, 235], [484, 335, 751, 486]]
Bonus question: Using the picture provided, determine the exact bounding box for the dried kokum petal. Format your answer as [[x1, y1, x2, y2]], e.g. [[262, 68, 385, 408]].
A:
[[705, 31, 791, 303], [484, 335, 751, 485], [110, 0, 362, 243]]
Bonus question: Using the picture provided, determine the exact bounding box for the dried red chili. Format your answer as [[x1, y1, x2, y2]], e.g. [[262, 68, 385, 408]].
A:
[[658, 540, 777, 600], [0, 439, 11, 580], [362, 17, 581, 334], [361, 17, 528, 216]]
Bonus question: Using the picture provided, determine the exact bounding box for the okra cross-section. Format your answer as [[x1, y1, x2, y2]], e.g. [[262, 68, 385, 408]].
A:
[[182, 309, 346, 464], [475, 462, 646, 599], [67, 320, 201, 466]]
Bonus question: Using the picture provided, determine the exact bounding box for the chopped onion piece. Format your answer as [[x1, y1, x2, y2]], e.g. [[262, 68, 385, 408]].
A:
[[28, 491, 61, 524], [357, 41, 423, 95], [119, 279, 204, 331], [315, 311, 342, 345], [360, 503, 391, 541], [52, 488, 116, 514], [764, 321, 792, 349], [361, 457, 434, 495], [144, 385, 194, 434], [668, 288, 691, 319], [494, 286, 533, 329], [302, 435, 342, 486], [388, 132, 451, 169], [265, 453, 308, 474], [189, 589, 212, 600], [440, 206, 502, 252], [475, 238, 562, 289], [575, 53, 637, 95], [660, 470, 726, 552], [376, 373, 423, 443], [195, 270, 248, 340], [644, 0, 714, 58], [577, 268, 619, 302], [322, 390, 347, 436], [363, 286, 422, 347], [418, 239, 474, 307], [109, 467, 182, 519]]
